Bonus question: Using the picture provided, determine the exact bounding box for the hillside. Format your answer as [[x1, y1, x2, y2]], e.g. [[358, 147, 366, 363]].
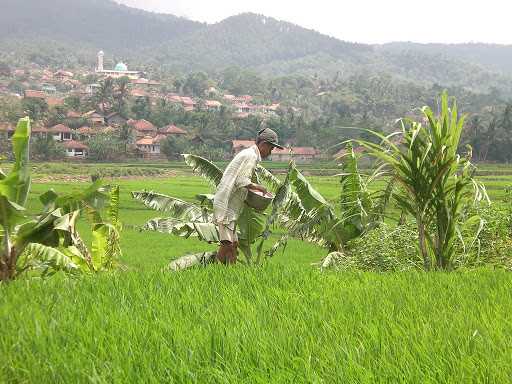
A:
[[2, 1, 512, 95], [0, 0, 204, 50], [147, 13, 373, 71], [380, 43, 512, 76]]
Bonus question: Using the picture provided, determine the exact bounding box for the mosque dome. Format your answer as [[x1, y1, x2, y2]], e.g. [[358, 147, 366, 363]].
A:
[[114, 62, 128, 72]]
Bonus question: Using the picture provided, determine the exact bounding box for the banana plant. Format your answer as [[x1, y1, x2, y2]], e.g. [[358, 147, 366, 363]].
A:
[[135, 150, 387, 269], [0, 118, 122, 281], [258, 145, 390, 262], [132, 154, 266, 264]]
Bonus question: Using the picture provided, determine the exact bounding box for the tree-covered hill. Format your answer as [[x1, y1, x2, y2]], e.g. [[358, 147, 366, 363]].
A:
[[2, 0, 512, 96], [0, 0, 204, 51], [146, 13, 373, 71]]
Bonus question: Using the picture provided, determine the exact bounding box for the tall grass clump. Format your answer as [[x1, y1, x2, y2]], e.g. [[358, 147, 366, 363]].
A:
[[356, 92, 487, 270]]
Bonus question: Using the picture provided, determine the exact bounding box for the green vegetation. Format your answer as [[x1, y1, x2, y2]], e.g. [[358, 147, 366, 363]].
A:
[[2, 267, 512, 383], [1, 161, 511, 380], [0, 118, 121, 281]]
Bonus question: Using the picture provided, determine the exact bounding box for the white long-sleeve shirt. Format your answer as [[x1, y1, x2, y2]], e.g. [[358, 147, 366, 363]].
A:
[[213, 145, 261, 225]]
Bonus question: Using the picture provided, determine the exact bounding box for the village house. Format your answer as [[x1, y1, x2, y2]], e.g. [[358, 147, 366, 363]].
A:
[[41, 84, 57, 94], [158, 124, 187, 136], [167, 94, 197, 112], [232, 140, 319, 163], [54, 70, 74, 81], [205, 100, 222, 111], [77, 126, 95, 140], [32, 126, 48, 139], [130, 78, 160, 88], [24, 90, 46, 99], [128, 119, 157, 138], [46, 97, 65, 107], [48, 124, 73, 142], [271, 147, 318, 163], [63, 140, 88, 158], [105, 112, 127, 127], [82, 111, 105, 126], [135, 134, 166, 159]]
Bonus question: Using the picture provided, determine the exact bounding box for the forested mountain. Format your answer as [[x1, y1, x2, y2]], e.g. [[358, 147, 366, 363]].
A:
[[380, 43, 512, 75], [0, 0, 204, 50], [2, 0, 512, 96], [146, 13, 372, 71]]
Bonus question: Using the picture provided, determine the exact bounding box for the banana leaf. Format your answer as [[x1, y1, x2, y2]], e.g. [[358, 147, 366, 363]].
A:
[[183, 154, 223, 186]]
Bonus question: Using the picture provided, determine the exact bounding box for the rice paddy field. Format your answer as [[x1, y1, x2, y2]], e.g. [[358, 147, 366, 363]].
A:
[[1, 162, 512, 383]]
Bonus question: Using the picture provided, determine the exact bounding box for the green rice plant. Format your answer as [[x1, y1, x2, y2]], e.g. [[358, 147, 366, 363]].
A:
[[355, 92, 488, 270]]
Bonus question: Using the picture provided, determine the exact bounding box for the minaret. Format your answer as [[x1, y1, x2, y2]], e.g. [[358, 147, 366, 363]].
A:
[[97, 50, 104, 72]]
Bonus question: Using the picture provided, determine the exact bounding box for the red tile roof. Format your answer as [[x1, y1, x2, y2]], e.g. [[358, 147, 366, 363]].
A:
[[32, 126, 48, 133], [136, 136, 155, 146], [159, 124, 187, 135], [24, 90, 46, 99], [62, 140, 88, 150], [273, 147, 317, 156], [205, 100, 222, 107], [47, 97, 65, 107], [130, 89, 149, 98], [78, 126, 95, 135], [129, 119, 156, 131], [48, 124, 72, 133]]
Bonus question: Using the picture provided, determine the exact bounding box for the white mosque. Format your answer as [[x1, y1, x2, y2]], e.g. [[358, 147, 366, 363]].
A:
[[95, 51, 143, 79]]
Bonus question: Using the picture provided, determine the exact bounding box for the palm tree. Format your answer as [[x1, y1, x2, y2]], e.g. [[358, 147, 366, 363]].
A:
[[95, 77, 114, 114], [113, 76, 130, 115]]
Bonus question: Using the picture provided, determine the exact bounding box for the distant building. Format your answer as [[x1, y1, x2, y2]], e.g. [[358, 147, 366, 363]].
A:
[[231, 140, 319, 163], [48, 124, 72, 142], [158, 124, 187, 136], [205, 100, 222, 111], [63, 140, 88, 158], [128, 119, 157, 138], [95, 51, 143, 80], [82, 111, 105, 126], [135, 135, 166, 159], [105, 112, 127, 127], [24, 90, 46, 99], [46, 97, 65, 107]]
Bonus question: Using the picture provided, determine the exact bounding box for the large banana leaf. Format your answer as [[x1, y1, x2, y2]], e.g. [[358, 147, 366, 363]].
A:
[[17, 243, 82, 276], [0, 117, 31, 206], [255, 165, 282, 192], [183, 154, 223, 186], [288, 165, 328, 212], [237, 205, 266, 263], [91, 223, 121, 271], [132, 190, 208, 222], [142, 217, 220, 243]]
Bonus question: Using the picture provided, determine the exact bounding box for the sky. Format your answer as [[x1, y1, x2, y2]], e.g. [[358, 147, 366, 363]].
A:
[[116, 0, 512, 45]]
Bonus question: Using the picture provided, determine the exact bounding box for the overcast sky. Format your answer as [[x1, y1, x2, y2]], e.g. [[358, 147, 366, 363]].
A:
[[116, 0, 512, 44]]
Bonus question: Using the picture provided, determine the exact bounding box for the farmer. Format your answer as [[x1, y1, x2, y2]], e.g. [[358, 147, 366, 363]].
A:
[[213, 127, 284, 264]]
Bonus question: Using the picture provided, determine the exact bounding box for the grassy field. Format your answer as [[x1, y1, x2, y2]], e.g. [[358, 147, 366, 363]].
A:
[[1, 163, 512, 382]]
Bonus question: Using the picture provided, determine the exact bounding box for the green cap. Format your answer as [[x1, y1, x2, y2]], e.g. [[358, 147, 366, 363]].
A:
[[257, 128, 284, 149]]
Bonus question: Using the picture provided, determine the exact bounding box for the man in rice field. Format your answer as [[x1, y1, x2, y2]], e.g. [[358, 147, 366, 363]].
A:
[[213, 127, 284, 264]]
